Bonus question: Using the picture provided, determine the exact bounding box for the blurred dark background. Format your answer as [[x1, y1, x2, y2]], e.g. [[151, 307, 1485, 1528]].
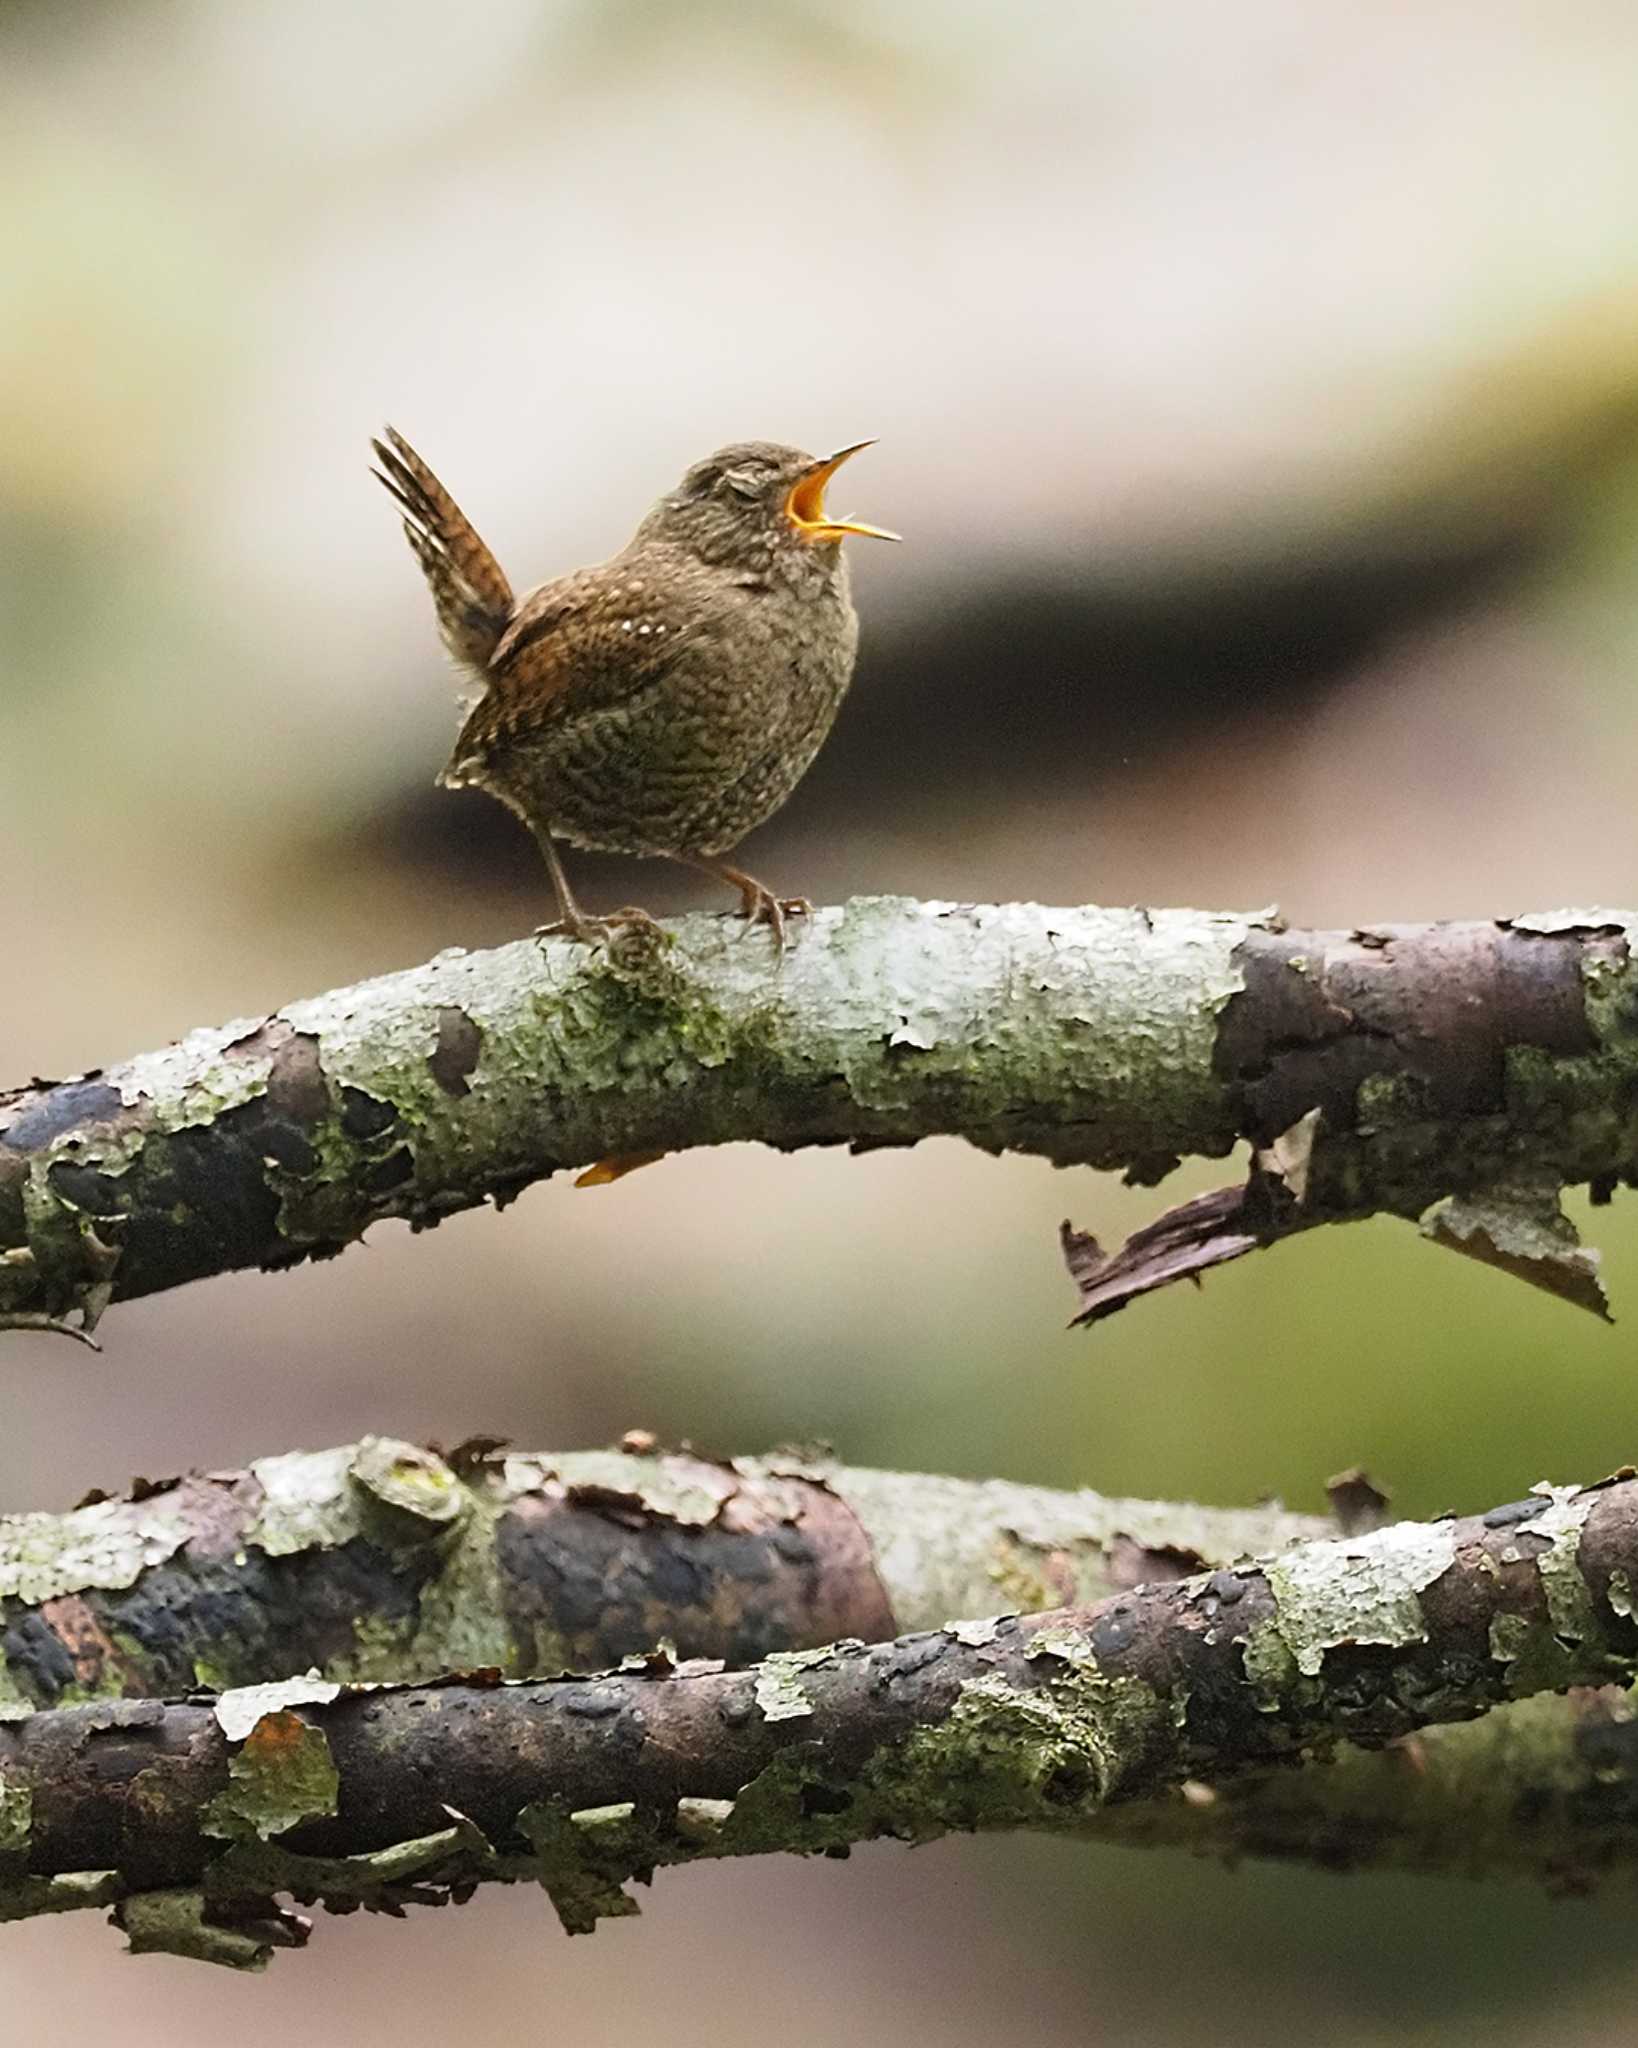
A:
[[7, 2, 1638, 2040]]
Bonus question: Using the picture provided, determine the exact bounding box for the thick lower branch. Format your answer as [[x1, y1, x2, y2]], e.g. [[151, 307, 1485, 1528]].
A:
[[3, 1473, 1635, 1964], [4, 900, 1637, 1328]]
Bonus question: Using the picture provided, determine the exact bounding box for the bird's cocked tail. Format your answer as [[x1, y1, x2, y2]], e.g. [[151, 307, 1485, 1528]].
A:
[[371, 427, 515, 671]]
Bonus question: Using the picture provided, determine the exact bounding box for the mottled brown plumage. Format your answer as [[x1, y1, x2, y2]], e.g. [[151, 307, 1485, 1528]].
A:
[[372, 428, 897, 943]]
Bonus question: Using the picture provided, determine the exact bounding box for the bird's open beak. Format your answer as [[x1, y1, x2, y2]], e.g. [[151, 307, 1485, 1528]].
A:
[[785, 442, 901, 544]]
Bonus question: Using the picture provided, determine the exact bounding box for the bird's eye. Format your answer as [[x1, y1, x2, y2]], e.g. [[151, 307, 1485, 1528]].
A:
[[721, 469, 763, 500]]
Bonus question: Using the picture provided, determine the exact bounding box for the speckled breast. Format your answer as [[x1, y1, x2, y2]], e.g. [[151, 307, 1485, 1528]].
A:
[[532, 580, 859, 858]]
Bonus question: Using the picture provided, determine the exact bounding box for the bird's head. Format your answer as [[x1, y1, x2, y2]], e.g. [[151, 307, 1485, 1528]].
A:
[[638, 441, 899, 581]]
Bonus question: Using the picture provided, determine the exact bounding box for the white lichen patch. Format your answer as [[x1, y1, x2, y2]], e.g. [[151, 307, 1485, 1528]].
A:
[[1508, 909, 1636, 936], [767, 899, 1261, 1153], [754, 1647, 833, 1722], [946, 1616, 1005, 1648], [0, 1496, 189, 1605], [286, 940, 548, 1113], [112, 1015, 284, 1120], [1023, 1623, 1098, 1671], [214, 1675, 343, 1743], [0, 1682, 34, 1723], [1253, 1519, 1458, 1680], [527, 1450, 736, 1527], [246, 1446, 360, 1555], [1513, 1486, 1599, 1645]]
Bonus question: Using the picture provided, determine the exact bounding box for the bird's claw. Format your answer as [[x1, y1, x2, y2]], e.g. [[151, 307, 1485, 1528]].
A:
[[534, 906, 667, 956], [736, 885, 813, 950], [0, 1311, 102, 1351]]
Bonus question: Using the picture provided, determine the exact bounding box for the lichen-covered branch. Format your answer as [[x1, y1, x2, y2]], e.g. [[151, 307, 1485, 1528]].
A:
[[0, 1436, 1320, 1714], [4, 1473, 1637, 1965], [5, 900, 1638, 1332], [14, 1435, 1634, 1908]]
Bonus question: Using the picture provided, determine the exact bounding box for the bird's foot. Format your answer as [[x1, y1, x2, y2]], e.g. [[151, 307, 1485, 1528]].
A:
[[534, 906, 668, 957], [734, 882, 813, 950]]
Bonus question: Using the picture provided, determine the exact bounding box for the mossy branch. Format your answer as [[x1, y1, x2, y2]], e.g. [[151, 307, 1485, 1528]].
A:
[[4, 1468, 1638, 1965], [4, 898, 1638, 1335]]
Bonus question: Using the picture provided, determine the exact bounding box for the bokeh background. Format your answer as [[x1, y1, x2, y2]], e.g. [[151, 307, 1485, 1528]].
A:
[[7, 2, 1638, 2039]]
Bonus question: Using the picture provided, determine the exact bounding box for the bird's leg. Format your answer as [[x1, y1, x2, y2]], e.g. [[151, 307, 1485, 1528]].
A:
[[529, 825, 662, 946], [530, 825, 593, 938], [674, 854, 813, 948]]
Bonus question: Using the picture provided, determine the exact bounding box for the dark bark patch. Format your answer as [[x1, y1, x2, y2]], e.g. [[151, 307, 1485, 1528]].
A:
[[871, 1633, 949, 1683], [1217, 924, 1598, 1143], [34, 1596, 138, 1694], [0, 1081, 125, 1154], [1105, 1538, 1208, 1589], [112, 1113, 285, 1295], [361, 1147, 415, 1194], [45, 1161, 127, 1216], [2, 1612, 79, 1703], [266, 1032, 330, 1127], [1576, 1487, 1638, 1637], [428, 1009, 483, 1097], [0, 1538, 434, 1708], [1327, 1469, 1391, 1536], [495, 1476, 894, 1674], [1088, 1599, 1141, 1661], [1484, 1499, 1544, 1529], [801, 1779, 853, 1817], [339, 1089, 400, 1141]]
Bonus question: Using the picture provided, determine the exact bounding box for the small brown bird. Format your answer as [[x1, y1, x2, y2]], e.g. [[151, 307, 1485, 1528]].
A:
[[372, 429, 898, 943]]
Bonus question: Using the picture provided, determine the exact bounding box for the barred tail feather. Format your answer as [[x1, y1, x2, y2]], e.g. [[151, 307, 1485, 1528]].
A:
[[371, 427, 514, 669]]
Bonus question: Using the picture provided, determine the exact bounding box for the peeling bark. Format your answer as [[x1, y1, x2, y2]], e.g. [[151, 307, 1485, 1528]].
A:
[[6, 900, 1638, 1332], [3, 1473, 1635, 1965], [1068, 908, 1638, 1318], [0, 1438, 1320, 1713]]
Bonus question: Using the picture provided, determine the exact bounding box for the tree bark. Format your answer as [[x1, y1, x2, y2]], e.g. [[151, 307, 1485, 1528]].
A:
[[0, 1437, 1322, 1714], [4, 900, 1636, 1334], [3, 1469, 1636, 1965]]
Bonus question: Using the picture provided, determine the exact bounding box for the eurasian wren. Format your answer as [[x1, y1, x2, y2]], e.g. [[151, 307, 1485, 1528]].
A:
[[372, 431, 898, 944]]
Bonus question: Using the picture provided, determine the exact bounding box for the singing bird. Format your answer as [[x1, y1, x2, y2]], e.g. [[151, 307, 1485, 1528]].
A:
[[372, 430, 898, 944]]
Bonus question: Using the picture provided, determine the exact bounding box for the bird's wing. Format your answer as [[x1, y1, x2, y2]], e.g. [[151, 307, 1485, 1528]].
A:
[[372, 427, 515, 670], [446, 553, 728, 778]]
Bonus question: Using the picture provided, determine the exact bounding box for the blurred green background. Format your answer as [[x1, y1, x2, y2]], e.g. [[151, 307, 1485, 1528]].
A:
[[7, 1, 1638, 2039]]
